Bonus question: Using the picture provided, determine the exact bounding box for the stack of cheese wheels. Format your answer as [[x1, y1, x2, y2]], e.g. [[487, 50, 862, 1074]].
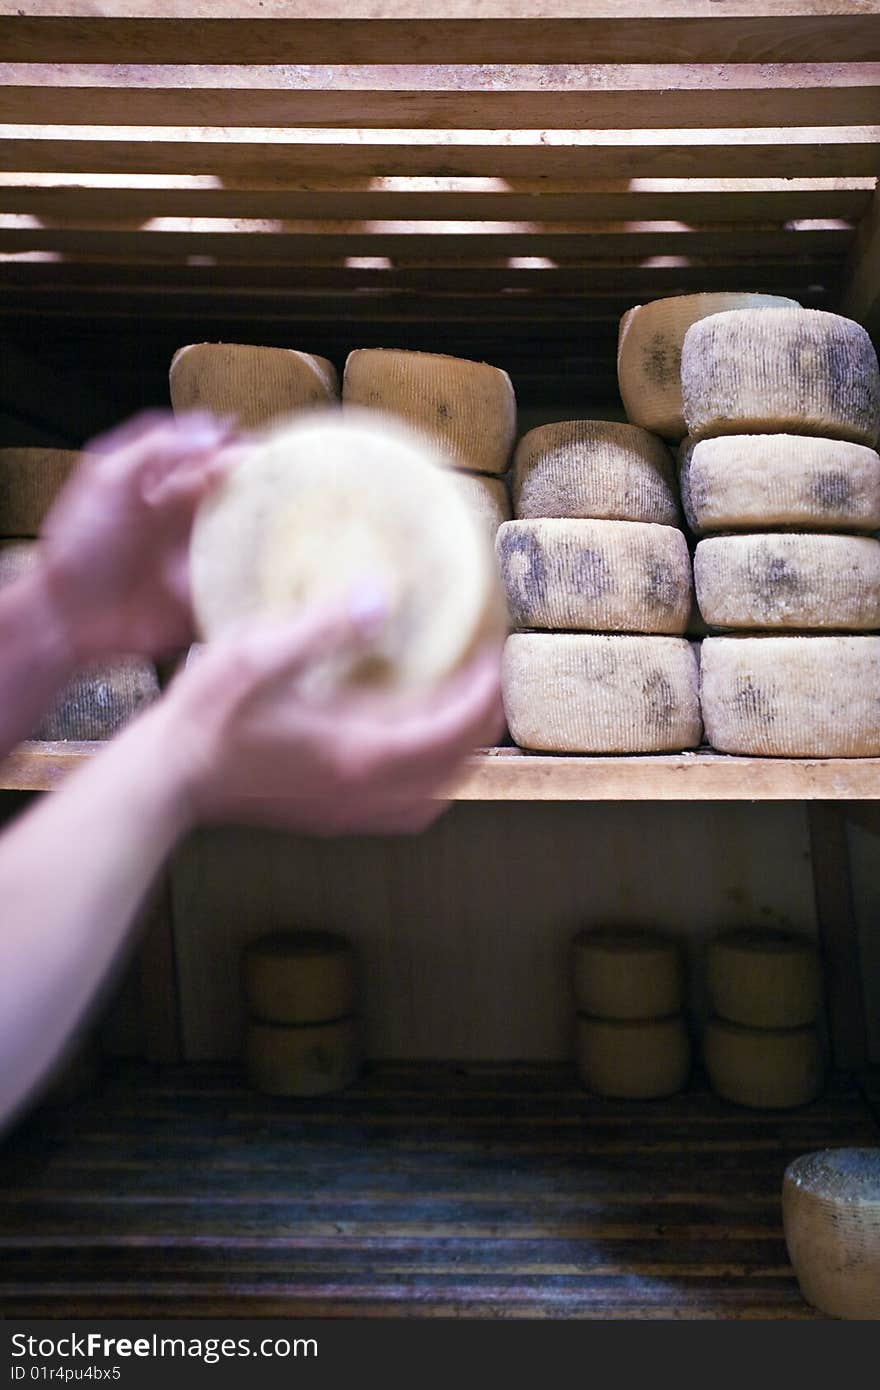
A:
[[499, 419, 701, 752], [0, 542, 159, 739], [783, 1148, 880, 1318], [241, 931, 361, 1096], [703, 928, 824, 1108], [571, 927, 690, 1099], [170, 342, 340, 429], [679, 306, 880, 757], [342, 348, 514, 547]]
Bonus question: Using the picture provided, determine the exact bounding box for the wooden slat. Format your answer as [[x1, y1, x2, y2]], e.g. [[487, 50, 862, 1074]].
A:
[[2, 125, 876, 180], [808, 805, 871, 1072], [0, 63, 876, 129], [0, 174, 871, 225], [1, 3, 878, 65]]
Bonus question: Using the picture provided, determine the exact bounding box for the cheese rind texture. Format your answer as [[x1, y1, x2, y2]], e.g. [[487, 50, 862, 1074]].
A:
[[617, 292, 799, 441], [783, 1148, 880, 1320], [170, 342, 339, 429], [502, 633, 702, 753], [190, 409, 506, 694], [694, 532, 880, 631], [244, 1018, 361, 1097], [571, 927, 684, 1020], [707, 928, 822, 1028], [0, 447, 79, 537], [342, 348, 516, 475], [241, 931, 357, 1026], [496, 518, 692, 634], [681, 308, 880, 448], [512, 420, 678, 525], [574, 1014, 691, 1099], [704, 1017, 824, 1109], [452, 471, 511, 545], [700, 635, 880, 756], [681, 434, 880, 536]]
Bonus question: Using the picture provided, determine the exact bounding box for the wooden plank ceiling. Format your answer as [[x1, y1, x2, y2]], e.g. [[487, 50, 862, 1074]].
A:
[[0, 3, 878, 427]]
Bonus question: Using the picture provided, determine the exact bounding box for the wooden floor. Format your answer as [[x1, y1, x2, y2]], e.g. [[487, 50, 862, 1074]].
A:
[[0, 1062, 878, 1320]]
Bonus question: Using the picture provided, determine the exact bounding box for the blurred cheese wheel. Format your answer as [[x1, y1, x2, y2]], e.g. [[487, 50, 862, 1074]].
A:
[[245, 1017, 362, 1097], [170, 342, 339, 429], [783, 1148, 880, 1319], [190, 409, 506, 693], [242, 931, 357, 1025], [571, 927, 684, 1020], [574, 1014, 691, 1099], [707, 928, 822, 1028], [704, 1017, 824, 1109]]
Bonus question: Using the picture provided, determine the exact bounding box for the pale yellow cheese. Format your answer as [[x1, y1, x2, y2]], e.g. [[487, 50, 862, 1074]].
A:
[[574, 1014, 691, 1099], [0, 447, 79, 537], [452, 470, 511, 545], [496, 519, 692, 634], [241, 931, 357, 1026], [783, 1148, 880, 1319], [245, 1017, 361, 1097], [681, 308, 880, 448], [704, 1017, 824, 1109], [700, 635, 880, 756], [342, 348, 516, 476], [170, 342, 339, 429], [502, 633, 702, 753], [512, 420, 678, 525], [694, 533, 880, 631], [571, 927, 684, 1020], [617, 293, 799, 441], [707, 928, 822, 1029], [190, 409, 506, 695], [681, 435, 880, 537]]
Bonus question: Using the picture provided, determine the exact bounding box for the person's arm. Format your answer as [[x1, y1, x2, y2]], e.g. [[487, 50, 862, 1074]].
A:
[[0, 410, 233, 760], [0, 599, 503, 1132]]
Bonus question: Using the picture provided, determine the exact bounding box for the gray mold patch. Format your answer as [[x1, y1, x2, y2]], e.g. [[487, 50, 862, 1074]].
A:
[[498, 528, 548, 624], [642, 332, 680, 387], [571, 545, 613, 601], [809, 469, 854, 512], [642, 670, 676, 730], [732, 675, 777, 725]]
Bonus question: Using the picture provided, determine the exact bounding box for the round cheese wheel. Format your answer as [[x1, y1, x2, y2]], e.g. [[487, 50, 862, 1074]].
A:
[[512, 420, 678, 525], [244, 1017, 361, 1097], [574, 1014, 691, 1099], [707, 928, 822, 1028], [680, 435, 880, 537], [703, 1017, 824, 1109], [502, 633, 702, 754], [170, 342, 339, 430], [342, 348, 516, 476], [0, 447, 79, 537], [681, 308, 880, 448], [694, 532, 880, 631], [190, 409, 506, 694], [700, 634, 880, 757], [496, 518, 692, 634], [617, 292, 799, 441], [571, 927, 684, 1020], [241, 931, 357, 1025], [452, 470, 511, 545], [783, 1148, 880, 1319]]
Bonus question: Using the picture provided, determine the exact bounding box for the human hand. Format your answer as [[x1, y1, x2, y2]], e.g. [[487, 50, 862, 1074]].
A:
[[161, 596, 504, 836], [37, 410, 236, 662]]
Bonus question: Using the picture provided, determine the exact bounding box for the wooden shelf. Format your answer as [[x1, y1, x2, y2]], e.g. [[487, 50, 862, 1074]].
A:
[[4, 740, 880, 801]]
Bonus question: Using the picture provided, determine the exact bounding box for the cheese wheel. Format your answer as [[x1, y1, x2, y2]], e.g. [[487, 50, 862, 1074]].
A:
[[694, 533, 880, 631], [342, 348, 516, 476], [503, 633, 702, 753], [700, 634, 880, 756], [783, 1148, 880, 1319], [707, 928, 822, 1029], [571, 927, 684, 1020], [703, 1017, 824, 1109], [512, 420, 678, 525], [681, 308, 880, 448], [574, 1014, 691, 1099], [242, 931, 357, 1025], [452, 471, 511, 545], [0, 447, 78, 537], [496, 519, 692, 634], [681, 435, 880, 537], [170, 342, 339, 429], [617, 293, 799, 441], [0, 542, 159, 739], [190, 409, 506, 694], [244, 1017, 361, 1097]]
